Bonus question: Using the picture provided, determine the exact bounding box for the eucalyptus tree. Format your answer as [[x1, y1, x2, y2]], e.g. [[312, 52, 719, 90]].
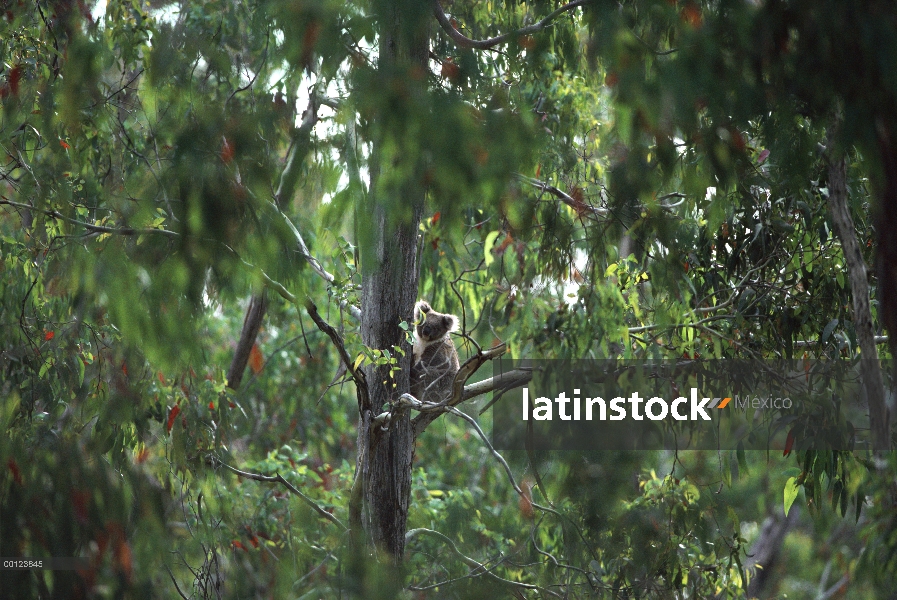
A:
[[3, 0, 897, 598]]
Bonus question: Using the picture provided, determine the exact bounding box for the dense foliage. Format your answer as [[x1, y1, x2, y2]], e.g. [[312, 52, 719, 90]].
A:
[[2, 0, 897, 597]]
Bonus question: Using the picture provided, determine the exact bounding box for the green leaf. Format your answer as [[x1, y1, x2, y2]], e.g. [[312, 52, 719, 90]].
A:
[[821, 318, 839, 343], [784, 476, 800, 517], [483, 230, 501, 266], [38, 357, 54, 379]]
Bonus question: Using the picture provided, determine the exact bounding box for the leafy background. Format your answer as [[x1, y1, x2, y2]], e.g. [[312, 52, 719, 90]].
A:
[[2, 0, 896, 597]]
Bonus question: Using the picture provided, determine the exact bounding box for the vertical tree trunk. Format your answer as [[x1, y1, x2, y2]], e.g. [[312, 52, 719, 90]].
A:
[[355, 0, 430, 559], [826, 142, 890, 454]]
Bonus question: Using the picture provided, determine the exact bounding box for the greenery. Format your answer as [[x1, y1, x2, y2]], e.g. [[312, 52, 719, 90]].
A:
[[2, 0, 897, 597]]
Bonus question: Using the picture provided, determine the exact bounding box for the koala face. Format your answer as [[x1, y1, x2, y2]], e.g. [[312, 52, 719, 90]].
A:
[[414, 301, 458, 343], [417, 314, 454, 342]]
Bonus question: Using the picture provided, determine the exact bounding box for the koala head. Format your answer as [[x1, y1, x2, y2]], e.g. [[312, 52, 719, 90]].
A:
[[414, 301, 458, 342]]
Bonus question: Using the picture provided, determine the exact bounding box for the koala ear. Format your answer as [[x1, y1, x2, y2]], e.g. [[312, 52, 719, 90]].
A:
[[443, 315, 459, 333], [414, 301, 430, 324]]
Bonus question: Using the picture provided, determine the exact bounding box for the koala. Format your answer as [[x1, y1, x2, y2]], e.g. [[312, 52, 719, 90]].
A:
[[411, 301, 460, 405]]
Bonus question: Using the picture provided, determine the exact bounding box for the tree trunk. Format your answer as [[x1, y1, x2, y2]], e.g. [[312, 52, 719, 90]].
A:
[[745, 506, 799, 598], [355, 0, 430, 559], [826, 139, 890, 455]]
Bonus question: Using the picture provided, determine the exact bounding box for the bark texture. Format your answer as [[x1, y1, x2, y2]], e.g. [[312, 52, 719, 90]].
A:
[[355, 0, 430, 559], [745, 506, 799, 598], [226, 291, 267, 390], [826, 145, 890, 454]]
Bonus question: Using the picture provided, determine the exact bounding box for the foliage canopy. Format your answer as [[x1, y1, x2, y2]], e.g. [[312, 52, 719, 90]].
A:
[[3, 0, 897, 598]]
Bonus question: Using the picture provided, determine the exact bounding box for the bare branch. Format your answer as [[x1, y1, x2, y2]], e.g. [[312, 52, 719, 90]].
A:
[[463, 367, 532, 403], [406, 527, 561, 597], [433, 0, 592, 51], [211, 457, 347, 531], [794, 335, 889, 347], [226, 291, 268, 390], [0, 198, 178, 238], [269, 201, 362, 321], [275, 93, 323, 208], [818, 574, 850, 600], [516, 173, 608, 219], [165, 565, 190, 600], [305, 299, 368, 395]]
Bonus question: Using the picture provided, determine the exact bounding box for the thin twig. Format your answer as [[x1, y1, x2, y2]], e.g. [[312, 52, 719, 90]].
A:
[[433, 0, 592, 51], [405, 527, 561, 597], [212, 457, 348, 531], [0, 199, 178, 237]]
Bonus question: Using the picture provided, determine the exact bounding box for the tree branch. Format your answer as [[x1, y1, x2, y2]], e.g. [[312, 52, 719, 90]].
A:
[[433, 0, 593, 51], [304, 299, 368, 396], [516, 173, 608, 219], [745, 506, 799, 598], [405, 527, 561, 597], [269, 201, 361, 321], [825, 131, 890, 454], [211, 457, 347, 531], [411, 343, 526, 436], [0, 198, 178, 238], [226, 291, 268, 389]]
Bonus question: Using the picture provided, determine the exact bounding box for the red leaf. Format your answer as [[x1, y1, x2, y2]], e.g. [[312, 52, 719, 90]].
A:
[[44, 330, 55, 341], [208, 402, 215, 410], [301, 20, 321, 67], [681, 3, 702, 28], [431, 211, 441, 224], [166, 405, 181, 434], [220, 138, 234, 164], [232, 540, 246, 551], [518, 482, 534, 519], [248, 344, 264, 374], [60, 140, 70, 149], [71, 489, 90, 524], [8, 65, 21, 96], [115, 540, 132, 581], [7, 458, 22, 485], [158, 371, 166, 385], [440, 58, 459, 80], [757, 149, 770, 165], [783, 428, 795, 456]]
